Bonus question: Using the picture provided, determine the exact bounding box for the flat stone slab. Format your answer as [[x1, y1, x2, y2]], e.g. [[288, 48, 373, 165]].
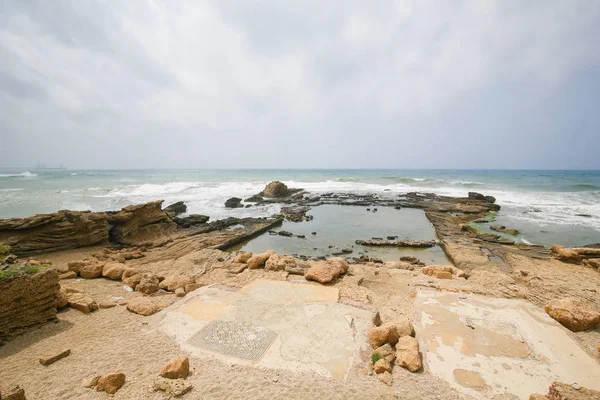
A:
[[151, 279, 372, 379], [414, 290, 600, 400]]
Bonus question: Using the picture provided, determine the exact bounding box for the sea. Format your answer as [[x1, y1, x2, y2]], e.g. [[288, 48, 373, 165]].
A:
[[0, 169, 599, 247]]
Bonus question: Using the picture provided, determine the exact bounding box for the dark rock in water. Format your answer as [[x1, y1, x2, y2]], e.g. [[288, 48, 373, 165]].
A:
[[366, 208, 371, 211], [490, 225, 520, 235], [359, 255, 370, 262], [370, 257, 383, 264], [400, 255, 420, 264], [225, 197, 243, 208], [311, 232, 317, 235], [245, 194, 264, 203], [164, 201, 187, 216], [394, 206, 402, 210], [527, 209, 542, 213], [485, 196, 496, 203], [387, 236, 397, 240], [331, 251, 344, 256], [173, 214, 209, 226], [268, 230, 278, 235], [341, 248, 353, 254], [583, 243, 600, 248], [245, 205, 252, 208], [468, 192, 486, 201], [356, 239, 437, 248], [328, 245, 333, 248], [576, 213, 592, 218], [278, 230, 293, 237], [372, 237, 384, 240], [373, 208, 378, 212], [263, 181, 290, 198], [280, 206, 311, 222], [296, 234, 306, 239], [473, 219, 488, 223]]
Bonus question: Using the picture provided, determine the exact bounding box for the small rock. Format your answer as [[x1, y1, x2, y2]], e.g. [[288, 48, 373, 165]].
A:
[[0, 385, 26, 400], [122, 267, 141, 280], [55, 289, 69, 308], [372, 311, 382, 327], [136, 273, 160, 295], [224, 197, 243, 208], [153, 378, 192, 397], [98, 301, 117, 309], [96, 372, 125, 394], [126, 297, 162, 316], [395, 336, 421, 372], [373, 358, 392, 374], [175, 287, 186, 297], [102, 262, 125, 280], [39, 349, 71, 366], [82, 376, 100, 388], [59, 271, 78, 279], [184, 283, 201, 293], [79, 264, 103, 279], [246, 251, 274, 269], [160, 357, 190, 379], [233, 251, 253, 263], [278, 230, 293, 237], [67, 293, 98, 314], [373, 343, 396, 363], [159, 275, 196, 292], [311, 232, 317, 235]]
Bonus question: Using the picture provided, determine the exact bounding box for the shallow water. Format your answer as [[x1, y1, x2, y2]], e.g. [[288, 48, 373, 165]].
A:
[[230, 205, 451, 264]]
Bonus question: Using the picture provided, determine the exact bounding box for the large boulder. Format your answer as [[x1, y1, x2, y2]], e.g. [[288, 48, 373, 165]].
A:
[[395, 336, 422, 372], [265, 254, 297, 271], [108, 201, 175, 245], [0, 210, 108, 256], [305, 257, 349, 284], [224, 197, 243, 208], [79, 263, 103, 279], [263, 181, 290, 198], [545, 297, 600, 332]]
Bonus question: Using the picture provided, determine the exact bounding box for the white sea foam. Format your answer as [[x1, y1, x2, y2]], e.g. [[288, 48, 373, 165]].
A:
[[0, 171, 37, 178]]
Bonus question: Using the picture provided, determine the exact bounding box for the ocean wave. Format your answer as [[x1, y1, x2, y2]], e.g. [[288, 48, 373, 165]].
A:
[[337, 177, 357, 182], [0, 171, 37, 178], [561, 184, 600, 191]]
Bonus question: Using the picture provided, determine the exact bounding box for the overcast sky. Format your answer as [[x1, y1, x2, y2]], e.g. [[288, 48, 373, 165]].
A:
[[1, 1, 599, 170]]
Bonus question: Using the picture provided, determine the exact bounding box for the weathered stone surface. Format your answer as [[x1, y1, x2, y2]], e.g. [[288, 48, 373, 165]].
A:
[[0, 268, 59, 345], [386, 318, 414, 339], [96, 372, 125, 394], [548, 381, 600, 400], [373, 358, 392, 374], [108, 201, 175, 245], [136, 274, 160, 295], [224, 197, 243, 208], [378, 371, 393, 386], [305, 257, 348, 284], [126, 297, 170, 316], [164, 201, 187, 216], [55, 288, 69, 308], [67, 293, 98, 314], [545, 297, 600, 332], [79, 264, 102, 279], [373, 343, 395, 363], [59, 271, 77, 279], [0, 210, 108, 256], [153, 378, 193, 397], [160, 357, 189, 379], [233, 251, 252, 263], [395, 336, 422, 372], [123, 273, 143, 289], [122, 267, 141, 280], [246, 251, 274, 269], [39, 349, 71, 366], [355, 239, 437, 248], [549, 245, 581, 264], [159, 275, 195, 292], [101, 262, 124, 280], [263, 181, 290, 198], [0, 385, 26, 400], [265, 254, 297, 271], [368, 325, 396, 349]]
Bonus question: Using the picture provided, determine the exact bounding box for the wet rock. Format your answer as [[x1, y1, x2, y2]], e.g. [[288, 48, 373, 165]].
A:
[[95, 372, 125, 394], [39, 349, 71, 366], [490, 225, 520, 236], [153, 378, 193, 397], [173, 214, 209, 226], [160, 357, 189, 379], [280, 206, 310, 222], [101, 262, 125, 280], [355, 239, 437, 248], [468, 192, 486, 201], [244, 194, 263, 203], [233, 251, 252, 263], [311, 232, 317, 235], [277, 230, 293, 237], [164, 201, 187, 216], [263, 181, 290, 198], [395, 336, 422, 372], [400, 255, 420, 264], [296, 234, 305, 239], [224, 197, 243, 208], [576, 213, 592, 218], [545, 297, 600, 332], [305, 257, 349, 284]]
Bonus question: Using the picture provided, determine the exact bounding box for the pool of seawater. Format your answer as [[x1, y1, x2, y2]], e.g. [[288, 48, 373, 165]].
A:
[[230, 205, 451, 264]]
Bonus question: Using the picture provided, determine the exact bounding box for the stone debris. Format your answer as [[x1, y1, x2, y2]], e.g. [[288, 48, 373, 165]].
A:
[[373, 358, 392, 374], [378, 371, 393, 386], [136, 273, 160, 295], [67, 293, 98, 314], [126, 297, 162, 316], [94, 372, 125, 394], [159, 357, 190, 379], [233, 251, 252, 263], [153, 378, 193, 397], [395, 336, 422, 372], [39, 348, 71, 366], [373, 343, 396, 363], [545, 297, 600, 332]]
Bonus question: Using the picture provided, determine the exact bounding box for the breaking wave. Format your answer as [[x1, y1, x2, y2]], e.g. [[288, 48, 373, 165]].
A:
[[0, 171, 37, 178]]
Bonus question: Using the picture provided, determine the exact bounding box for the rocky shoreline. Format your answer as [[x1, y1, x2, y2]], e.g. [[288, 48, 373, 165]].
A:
[[1, 181, 599, 399]]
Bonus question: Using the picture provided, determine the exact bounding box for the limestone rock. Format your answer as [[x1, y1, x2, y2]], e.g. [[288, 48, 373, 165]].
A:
[[386, 318, 414, 339], [126, 297, 164, 316], [175, 288, 186, 297], [548, 381, 600, 399], [305, 257, 349, 284], [369, 326, 395, 349], [185, 284, 201, 293], [233, 251, 253, 263], [122, 267, 141, 280], [101, 262, 124, 280], [107, 201, 175, 246], [529, 395, 547, 400], [160, 357, 190, 379], [79, 264, 103, 279], [98, 301, 117, 309], [545, 297, 600, 332], [0, 210, 108, 256], [549, 245, 581, 264], [39, 349, 71, 366], [59, 271, 77, 279], [263, 181, 290, 198], [0, 385, 26, 400], [55, 289, 69, 308], [373, 343, 395, 363], [265, 254, 297, 271], [153, 378, 193, 397], [67, 293, 98, 314], [395, 336, 422, 372], [159, 275, 195, 292], [135, 274, 160, 295], [82, 375, 100, 388], [246, 251, 274, 270], [373, 358, 392, 374], [96, 372, 125, 394]]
